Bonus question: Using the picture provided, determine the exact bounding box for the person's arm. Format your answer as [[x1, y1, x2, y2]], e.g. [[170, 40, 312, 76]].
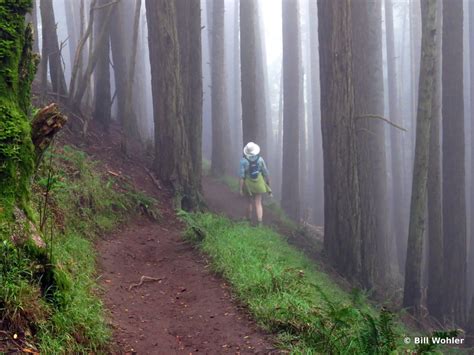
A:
[[260, 158, 271, 185]]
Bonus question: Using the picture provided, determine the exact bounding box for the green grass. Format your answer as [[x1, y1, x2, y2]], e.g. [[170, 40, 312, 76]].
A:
[[181, 212, 416, 354], [1, 144, 159, 353]]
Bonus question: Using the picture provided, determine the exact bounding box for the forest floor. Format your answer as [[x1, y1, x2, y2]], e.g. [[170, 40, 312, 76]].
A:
[[72, 124, 279, 354]]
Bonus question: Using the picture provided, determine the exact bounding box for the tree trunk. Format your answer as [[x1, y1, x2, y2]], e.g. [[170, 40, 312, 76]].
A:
[[93, 0, 112, 131], [72, 0, 116, 111], [468, 0, 474, 309], [442, 0, 467, 324], [110, 1, 128, 126], [210, 0, 231, 177], [402, 0, 438, 315], [309, 0, 324, 226], [176, 0, 203, 194], [385, 0, 406, 276], [254, 2, 268, 155], [64, 0, 78, 70], [281, 0, 300, 221], [145, 0, 200, 210], [0, 1, 37, 220], [26, 0, 39, 53], [351, 0, 390, 289], [39, 0, 68, 96], [122, 0, 142, 155], [426, 0, 443, 320], [240, 0, 258, 145], [318, 0, 361, 278]]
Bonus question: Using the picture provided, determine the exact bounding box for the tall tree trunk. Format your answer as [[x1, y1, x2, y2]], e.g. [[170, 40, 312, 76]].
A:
[[318, 0, 361, 278], [210, 0, 231, 177], [426, 0, 443, 320], [64, 0, 78, 70], [26, 0, 39, 52], [403, 0, 439, 315], [385, 0, 405, 276], [442, 0, 467, 324], [145, 0, 200, 210], [232, 0, 243, 161], [0, 1, 37, 220], [176, 0, 203, 195], [309, 0, 324, 226], [122, 0, 142, 155], [468, 0, 474, 308], [93, 0, 111, 131], [39, 0, 68, 96], [281, 0, 301, 221], [240, 0, 258, 145], [72, 0, 116, 111], [254, 2, 267, 154], [110, 1, 128, 126], [352, 0, 390, 289]]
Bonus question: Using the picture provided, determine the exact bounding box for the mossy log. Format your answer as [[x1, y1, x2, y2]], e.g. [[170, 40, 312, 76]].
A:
[[31, 103, 67, 167]]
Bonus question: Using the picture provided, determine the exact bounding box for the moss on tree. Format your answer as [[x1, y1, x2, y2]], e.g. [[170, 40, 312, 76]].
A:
[[0, 0, 38, 234]]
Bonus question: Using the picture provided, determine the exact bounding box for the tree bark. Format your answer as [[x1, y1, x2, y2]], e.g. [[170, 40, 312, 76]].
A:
[[72, 0, 117, 111], [122, 0, 142, 155], [0, 1, 37, 218], [176, 0, 203, 194], [281, 0, 301, 221], [64, 0, 78, 69], [145, 0, 200, 210], [31, 103, 67, 167], [426, 0, 443, 320], [351, 0, 390, 289], [385, 0, 406, 276], [26, 0, 39, 53], [468, 0, 474, 309], [210, 0, 231, 177], [110, 1, 128, 126], [309, 0, 324, 226], [403, 0, 438, 315], [39, 0, 68, 96], [240, 0, 258, 145], [318, 0, 361, 278], [442, 0, 467, 324], [93, 0, 112, 131], [254, 2, 268, 155]]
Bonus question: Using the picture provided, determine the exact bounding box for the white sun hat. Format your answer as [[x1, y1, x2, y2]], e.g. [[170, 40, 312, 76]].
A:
[[243, 142, 260, 158]]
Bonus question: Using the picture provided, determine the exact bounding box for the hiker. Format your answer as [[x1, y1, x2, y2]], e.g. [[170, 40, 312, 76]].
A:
[[239, 142, 272, 226]]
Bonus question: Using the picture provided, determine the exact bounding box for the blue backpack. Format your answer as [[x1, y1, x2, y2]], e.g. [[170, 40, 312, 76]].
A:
[[245, 155, 260, 179]]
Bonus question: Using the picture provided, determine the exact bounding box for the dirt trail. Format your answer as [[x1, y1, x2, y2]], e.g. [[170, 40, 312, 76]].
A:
[[85, 126, 278, 354], [98, 217, 275, 354]]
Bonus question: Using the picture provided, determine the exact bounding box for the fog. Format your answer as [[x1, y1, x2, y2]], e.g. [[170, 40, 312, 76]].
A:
[[33, 0, 474, 330]]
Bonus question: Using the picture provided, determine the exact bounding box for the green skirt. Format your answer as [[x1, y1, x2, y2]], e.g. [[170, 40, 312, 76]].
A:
[[244, 173, 271, 196]]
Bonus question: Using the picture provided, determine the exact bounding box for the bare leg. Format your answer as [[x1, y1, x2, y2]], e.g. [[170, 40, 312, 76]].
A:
[[255, 194, 263, 224], [247, 197, 253, 221]]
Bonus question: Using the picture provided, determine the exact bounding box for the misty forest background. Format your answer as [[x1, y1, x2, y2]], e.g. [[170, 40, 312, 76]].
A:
[[4, 0, 474, 349]]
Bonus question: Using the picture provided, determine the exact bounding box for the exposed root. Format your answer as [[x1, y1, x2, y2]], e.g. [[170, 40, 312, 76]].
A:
[[128, 276, 163, 291]]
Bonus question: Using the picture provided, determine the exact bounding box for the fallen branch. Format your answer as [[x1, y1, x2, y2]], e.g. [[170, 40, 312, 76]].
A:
[[145, 167, 162, 190], [355, 114, 407, 132], [128, 276, 163, 291], [107, 170, 120, 177]]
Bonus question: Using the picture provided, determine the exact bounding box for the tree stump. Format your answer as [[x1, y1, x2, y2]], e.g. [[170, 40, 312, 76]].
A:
[[31, 102, 67, 167]]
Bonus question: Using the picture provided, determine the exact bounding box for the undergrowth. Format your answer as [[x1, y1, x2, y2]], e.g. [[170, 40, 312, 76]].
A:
[[181, 212, 420, 354], [1, 144, 158, 353]]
